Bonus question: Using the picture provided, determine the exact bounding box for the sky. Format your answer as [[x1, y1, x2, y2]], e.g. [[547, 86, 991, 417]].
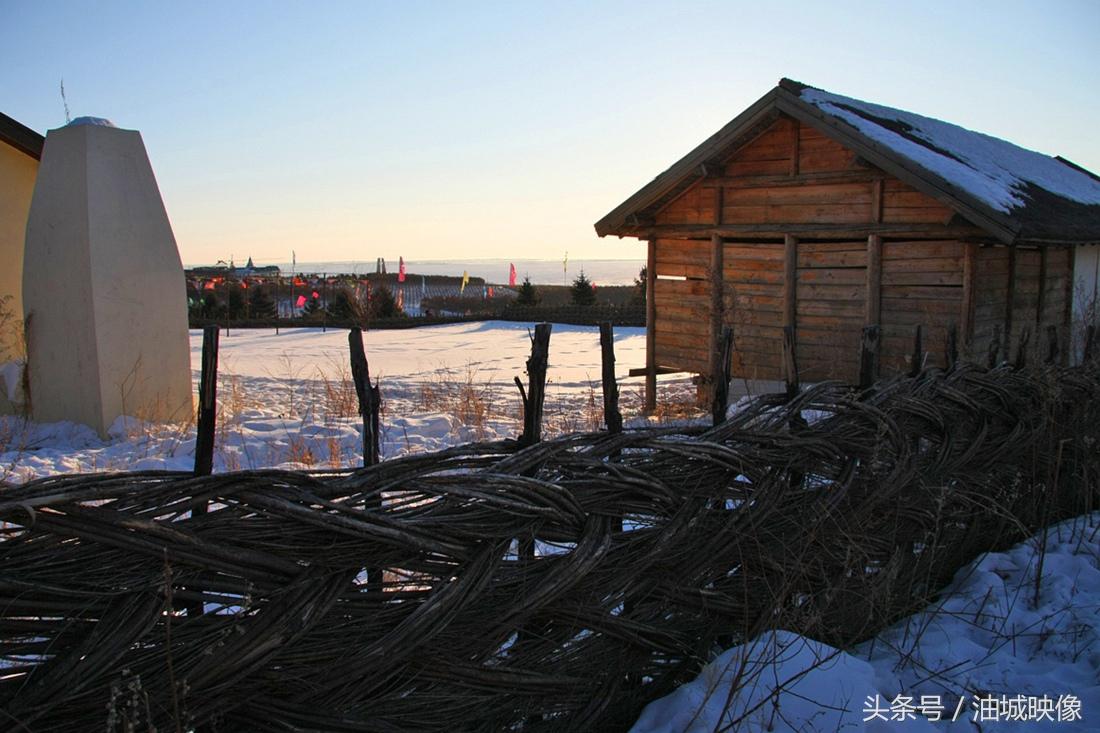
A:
[[3, 0, 1099, 267]]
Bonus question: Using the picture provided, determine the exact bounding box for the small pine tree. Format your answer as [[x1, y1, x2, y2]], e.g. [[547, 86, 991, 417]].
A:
[[516, 276, 540, 306], [633, 266, 647, 305], [371, 284, 402, 319], [227, 282, 246, 318], [248, 285, 276, 319], [570, 270, 596, 307]]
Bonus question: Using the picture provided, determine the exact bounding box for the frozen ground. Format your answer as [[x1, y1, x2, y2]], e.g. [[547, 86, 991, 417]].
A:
[[0, 321, 702, 483], [632, 513, 1100, 732]]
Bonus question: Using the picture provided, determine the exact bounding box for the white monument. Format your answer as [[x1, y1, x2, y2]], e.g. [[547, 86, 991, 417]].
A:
[[23, 117, 193, 435]]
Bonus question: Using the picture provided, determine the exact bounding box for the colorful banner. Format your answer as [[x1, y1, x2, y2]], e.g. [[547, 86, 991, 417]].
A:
[[296, 295, 306, 307], [508, 263, 516, 287], [460, 270, 469, 294], [398, 256, 406, 283]]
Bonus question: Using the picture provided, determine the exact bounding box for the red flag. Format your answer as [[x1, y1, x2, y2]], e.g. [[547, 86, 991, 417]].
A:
[[398, 256, 406, 283], [508, 263, 516, 287], [296, 295, 307, 307]]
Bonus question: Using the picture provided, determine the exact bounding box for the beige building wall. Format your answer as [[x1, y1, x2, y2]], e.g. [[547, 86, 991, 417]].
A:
[[23, 122, 193, 435], [0, 141, 38, 411]]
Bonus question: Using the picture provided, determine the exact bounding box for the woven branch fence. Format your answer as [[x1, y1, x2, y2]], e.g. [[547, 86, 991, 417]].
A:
[[1, 362, 1099, 732]]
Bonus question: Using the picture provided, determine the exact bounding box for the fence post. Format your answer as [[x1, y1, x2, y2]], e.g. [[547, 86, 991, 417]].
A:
[[349, 328, 380, 466], [517, 323, 552, 448], [782, 325, 799, 401], [988, 325, 1002, 369], [598, 322, 622, 434], [858, 325, 880, 390], [1045, 325, 1059, 365], [711, 326, 733, 426], [194, 325, 219, 477], [946, 323, 959, 371], [1014, 326, 1031, 370], [909, 325, 923, 377]]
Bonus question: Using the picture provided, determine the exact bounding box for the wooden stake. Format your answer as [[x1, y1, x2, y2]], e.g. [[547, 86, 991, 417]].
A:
[[1045, 325, 1059, 365], [858, 325, 880, 390], [1014, 326, 1031, 369], [645, 239, 657, 413], [782, 325, 799, 401], [946, 323, 959, 371], [909, 325, 923, 377], [194, 325, 219, 477], [711, 326, 733, 426], [599, 322, 622, 434], [518, 323, 552, 447], [349, 328, 380, 466], [865, 234, 882, 327], [709, 233, 724, 397]]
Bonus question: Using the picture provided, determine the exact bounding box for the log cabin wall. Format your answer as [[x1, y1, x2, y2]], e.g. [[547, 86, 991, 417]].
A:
[[646, 114, 1021, 381], [971, 245, 1074, 362]]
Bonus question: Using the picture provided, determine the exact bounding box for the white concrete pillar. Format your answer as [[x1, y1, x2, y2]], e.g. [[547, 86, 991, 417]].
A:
[[23, 118, 193, 435]]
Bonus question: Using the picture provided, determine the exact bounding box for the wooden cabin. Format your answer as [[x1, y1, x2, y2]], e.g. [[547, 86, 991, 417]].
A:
[[596, 79, 1100, 407]]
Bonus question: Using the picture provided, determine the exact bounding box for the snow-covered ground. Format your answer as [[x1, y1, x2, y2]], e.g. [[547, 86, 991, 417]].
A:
[[632, 513, 1100, 732], [0, 321, 699, 483]]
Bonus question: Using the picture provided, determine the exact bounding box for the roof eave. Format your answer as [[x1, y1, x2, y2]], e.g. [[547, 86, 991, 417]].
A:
[[594, 87, 784, 238], [0, 112, 45, 161], [772, 89, 1021, 245]]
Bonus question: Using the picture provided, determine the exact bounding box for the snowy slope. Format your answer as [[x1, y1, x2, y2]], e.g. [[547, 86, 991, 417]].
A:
[[632, 513, 1100, 732]]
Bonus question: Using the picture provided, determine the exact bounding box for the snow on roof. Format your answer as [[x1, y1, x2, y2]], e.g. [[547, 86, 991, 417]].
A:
[[800, 87, 1100, 214]]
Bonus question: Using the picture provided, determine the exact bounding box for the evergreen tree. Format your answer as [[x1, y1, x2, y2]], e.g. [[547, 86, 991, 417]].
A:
[[248, 285, 276, 319], [515, 276, 540, 306], [201, 291, 222, 319], [227, 282, 246, 318], [370, 284, 402, 319], [570, 270, 596, 307], [633, 266, 647, 305]]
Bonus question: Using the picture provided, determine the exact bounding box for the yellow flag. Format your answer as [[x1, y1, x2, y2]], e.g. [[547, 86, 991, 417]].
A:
[[460, 270, 469, 294]]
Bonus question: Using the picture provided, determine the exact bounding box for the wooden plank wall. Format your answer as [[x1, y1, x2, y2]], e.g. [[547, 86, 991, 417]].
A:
[[655, 117, 955, 228], [724, 242, 785, 379], [879, 240, 965, 371], [653, 239, 709, 373], [970, 245, 1072, 362], [795, 242, 866, 382]]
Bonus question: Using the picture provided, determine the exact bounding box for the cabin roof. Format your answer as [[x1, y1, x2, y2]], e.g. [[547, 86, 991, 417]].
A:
[[0, 112, 44, 161], [595, 79, 1100, 245]]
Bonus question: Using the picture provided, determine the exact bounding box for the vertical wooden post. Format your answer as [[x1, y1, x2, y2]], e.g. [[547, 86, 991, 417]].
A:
[[909, 325, 923, 377], [865, 235, 883, 328], [275, 276, 280, 335], [988, 325, 1002, 368], [711, 326, 733, 426], [1014, 326, 1031, 369], [194, 325, 219, 477], [961, 242, 977, 352], [1036, 247, 1048, 328], [645, 239, 657, 413], [517, 323, 552, 447], [858, 325, 880, 390], [783, 235, 798, 335], [1004, 245, 1017, 358], [349, 328, 380, 466], [1065, 246, 1077, 366], [709, 233, 725, 398], [1045, 325, 1059, 365], [599, 322, 622, 434], [782, 325, 799, 401], [946, 323, 959, 371]]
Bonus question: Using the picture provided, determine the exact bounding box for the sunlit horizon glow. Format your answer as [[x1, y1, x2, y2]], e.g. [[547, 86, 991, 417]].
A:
[[4, 1, 1098, 266]]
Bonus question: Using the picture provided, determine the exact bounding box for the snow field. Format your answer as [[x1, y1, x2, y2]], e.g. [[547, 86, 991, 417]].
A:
[[0, 321, 701, 483]]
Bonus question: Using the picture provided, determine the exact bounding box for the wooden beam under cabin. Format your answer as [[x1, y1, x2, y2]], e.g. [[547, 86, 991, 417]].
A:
[[645, 238, 657, 412], [709, 233, 724, 383], [865, 234, 882, 327], [783, 235, 798, 333], [1004, 244, 1017, 358], [961, 242, 977, 347]]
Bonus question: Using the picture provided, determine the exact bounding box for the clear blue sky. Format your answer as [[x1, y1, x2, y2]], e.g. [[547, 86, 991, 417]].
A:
[[3, 0, 1098, 266]]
